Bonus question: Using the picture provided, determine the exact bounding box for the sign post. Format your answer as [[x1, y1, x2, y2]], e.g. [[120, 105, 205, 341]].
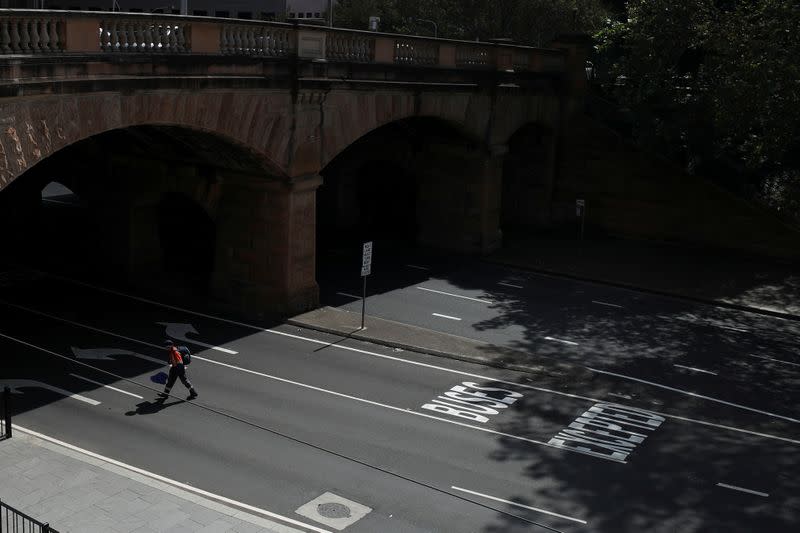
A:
[[360, 241, 373, 329], [576, 199, 586, 241]]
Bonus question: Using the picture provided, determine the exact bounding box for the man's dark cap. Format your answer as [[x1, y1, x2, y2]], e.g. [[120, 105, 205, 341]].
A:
[[164, 339, 174, 347]]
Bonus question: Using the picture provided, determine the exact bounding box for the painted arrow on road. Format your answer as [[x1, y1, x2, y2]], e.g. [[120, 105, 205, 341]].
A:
[[71, 347, 164, 365], [157, 322, 238, 354], [2, 379, 100, 405]]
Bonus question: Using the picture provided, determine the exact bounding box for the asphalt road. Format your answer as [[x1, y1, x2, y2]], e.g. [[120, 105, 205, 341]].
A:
[[1, 264, 799, 532]]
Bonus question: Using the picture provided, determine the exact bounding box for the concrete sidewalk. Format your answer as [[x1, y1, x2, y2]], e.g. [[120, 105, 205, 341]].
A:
[[490, 235, 800, 320], [0, 429, 304, 533]]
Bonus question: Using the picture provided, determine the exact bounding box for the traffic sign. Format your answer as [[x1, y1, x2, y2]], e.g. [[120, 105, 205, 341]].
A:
[[361, 241, 373, 277]]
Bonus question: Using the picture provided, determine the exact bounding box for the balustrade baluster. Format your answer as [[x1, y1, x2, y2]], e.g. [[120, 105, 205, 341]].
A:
[[0, 20, 11, 54], [19, 18, 31, 53], [233, 27, 243, 54], [10, 19, 20, 52], [120, 21, 130, 52], [143, 23, 153, 51], [132, 22, 142, 51], [39, 19, 50, 52], [175, 24, 186, 52], [29, 19, 41, 53], [167, 24, 176, 51], [220, 26, 229, 54]]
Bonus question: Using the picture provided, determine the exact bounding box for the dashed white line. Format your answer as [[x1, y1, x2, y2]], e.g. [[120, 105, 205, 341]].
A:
[[673, 364, 718, 376], [450, 486, 587, 525], [336, 292, 363, 300], [544, 336, 579, 346], [716, 483, 769, 498], [69, 373, 144, 399], [748, 353, 800, 368], [406, 264, 430, 271], [608, 393, 632, 400], [14, 273, 800, 447], [591, 300, 624, 309], [432, 313, 462, 321], [718, 325, 749, 333], [417, 286, 492, 304], [497, 282, 524, 289]]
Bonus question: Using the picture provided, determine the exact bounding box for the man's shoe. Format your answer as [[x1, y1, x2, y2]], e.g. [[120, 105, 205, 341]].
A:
[[188, 390, 198, 400]]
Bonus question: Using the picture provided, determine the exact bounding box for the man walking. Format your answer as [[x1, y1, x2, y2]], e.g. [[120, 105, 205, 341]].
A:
[[158, 340, 198, 401]]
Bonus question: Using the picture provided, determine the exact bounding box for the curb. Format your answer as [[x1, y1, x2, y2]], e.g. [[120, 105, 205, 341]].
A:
[[484, 258, 800, 323]]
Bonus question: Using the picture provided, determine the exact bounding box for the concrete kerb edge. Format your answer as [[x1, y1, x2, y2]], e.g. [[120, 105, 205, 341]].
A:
[[286, 317, 555, 377], [483, 258, 800, 323]]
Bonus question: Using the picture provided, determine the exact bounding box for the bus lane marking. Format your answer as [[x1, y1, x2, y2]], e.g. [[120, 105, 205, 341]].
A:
[[451, 486, 587, 525], [5, 287, 800, 448], [716, 482, 769, 498], [420, 382, 522, 424], [548, 403, 665, 462]]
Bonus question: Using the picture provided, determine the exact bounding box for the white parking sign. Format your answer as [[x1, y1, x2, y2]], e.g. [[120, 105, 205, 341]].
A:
[[361, 241, 373, 277]]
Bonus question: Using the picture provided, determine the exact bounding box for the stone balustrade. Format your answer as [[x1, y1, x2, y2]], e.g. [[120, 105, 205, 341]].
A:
[[0, 9, 566, 75]]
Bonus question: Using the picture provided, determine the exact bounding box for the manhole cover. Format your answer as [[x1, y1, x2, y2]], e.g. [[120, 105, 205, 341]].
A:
[[317, 502, 351, 519]]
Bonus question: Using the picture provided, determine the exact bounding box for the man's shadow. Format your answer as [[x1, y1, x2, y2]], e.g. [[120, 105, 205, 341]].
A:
[[125, 398, 184, 416]]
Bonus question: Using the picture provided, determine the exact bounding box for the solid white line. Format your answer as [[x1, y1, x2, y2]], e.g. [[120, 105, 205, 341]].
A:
[[673, 364, 718, 376], [587, 368, 800, 424], [748, 353, 800, 368], [14, 425, 331, 533], [417, 286, 492, 304], [716, 483, 769, 498], [432, 313, 462, 321], [718, 325, 748, 333], [406, 264, 430, 271], [14, 276, 800, 447], [591, 300, 624, 309], [497, 282, 524, 289], [69, 373, 143, 399], [450, 486, 587, 525], [336, 292, 363, 300], [544, 336, 579, 346]]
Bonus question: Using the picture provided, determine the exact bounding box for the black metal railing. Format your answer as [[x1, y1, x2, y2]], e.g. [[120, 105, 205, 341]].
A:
[[0, 499, 58, 533], [0, 386, 10, 440]]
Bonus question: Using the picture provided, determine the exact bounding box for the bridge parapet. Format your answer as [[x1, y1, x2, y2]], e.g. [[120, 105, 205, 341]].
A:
[[0, 9, 566, 74]]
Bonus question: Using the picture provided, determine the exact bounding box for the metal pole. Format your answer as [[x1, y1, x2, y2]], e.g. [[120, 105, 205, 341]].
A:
[[361, 276, 366, 329], [329, 0, 334, 27], [581, 206, 585, 241], [3, 386, 11, 439]]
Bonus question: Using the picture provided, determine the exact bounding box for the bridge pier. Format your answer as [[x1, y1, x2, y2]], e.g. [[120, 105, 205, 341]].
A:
[[213, 173, 321, 319]]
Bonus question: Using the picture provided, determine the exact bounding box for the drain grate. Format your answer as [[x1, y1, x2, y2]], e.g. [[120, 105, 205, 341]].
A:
[[317, 502, 351, 519], [296, 492, 372, 530]]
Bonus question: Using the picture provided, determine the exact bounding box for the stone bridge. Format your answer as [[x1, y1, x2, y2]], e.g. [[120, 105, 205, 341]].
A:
[[0, 10, 590, 317]]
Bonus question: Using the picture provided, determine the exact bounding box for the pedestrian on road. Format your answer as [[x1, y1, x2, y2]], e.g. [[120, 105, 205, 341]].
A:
[[158, 340, 198, 401]]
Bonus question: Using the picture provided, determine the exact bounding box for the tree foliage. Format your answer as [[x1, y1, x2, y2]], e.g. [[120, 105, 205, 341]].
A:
[[595, 0, 800, 220]]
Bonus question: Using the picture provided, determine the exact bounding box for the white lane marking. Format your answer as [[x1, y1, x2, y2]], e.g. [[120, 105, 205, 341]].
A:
[[588, 368, 800, 424], [591, 300, 623, 309], [406, 264, 430, 271], [432, 313, 462, 321], [544, 336, 579, 346], [11, 279, 800, 447], [608, 393, 632, 400], [159, 322, 238, 354], [69, 373, 144, 399], [2, 378, 101, 406], [673, 364, 718, 376], [748, 353, 800, 368], [416, 286, 492, 304], [0, 329, 584, 460], [719, 325, 749, 333], [15, 425, 331, 533], [450, 486, 587, 525], [336, 292, 363, 300], [716, 483, 769, 498], [497, 282, 523, 289]]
